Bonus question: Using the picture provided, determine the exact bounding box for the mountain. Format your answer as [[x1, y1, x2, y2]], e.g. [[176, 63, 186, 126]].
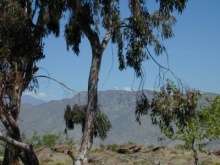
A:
[[21, 95, 45, 106], [19, 90, 219, 148]]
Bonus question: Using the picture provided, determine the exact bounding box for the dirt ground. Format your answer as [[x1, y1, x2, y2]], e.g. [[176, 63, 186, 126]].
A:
[[36, 144, 220, 165]]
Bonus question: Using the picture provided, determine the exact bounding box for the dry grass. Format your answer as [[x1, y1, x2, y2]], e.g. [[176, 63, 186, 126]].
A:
[[37, 144, 220, 165]]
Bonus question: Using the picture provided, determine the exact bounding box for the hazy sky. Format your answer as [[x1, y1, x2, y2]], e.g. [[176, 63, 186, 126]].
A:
[[25, 0, 220, 101]]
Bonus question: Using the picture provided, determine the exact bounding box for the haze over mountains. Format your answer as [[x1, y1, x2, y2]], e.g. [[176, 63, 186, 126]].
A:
[[22, 95, 45, 106], [20, 90, 219, 148]]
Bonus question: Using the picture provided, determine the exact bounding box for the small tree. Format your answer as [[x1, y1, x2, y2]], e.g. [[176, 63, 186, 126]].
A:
[[136, 82, 220, 165], [176, 117, 203, 165], [175, 96, 220, 165]]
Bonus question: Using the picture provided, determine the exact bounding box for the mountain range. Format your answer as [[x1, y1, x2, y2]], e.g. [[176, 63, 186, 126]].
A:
[[20, 90, 219, 150], [22, 95, 45, 106]]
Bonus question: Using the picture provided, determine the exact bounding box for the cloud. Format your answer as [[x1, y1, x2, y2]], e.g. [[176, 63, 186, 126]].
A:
[[113, 86, 133, 91], [113, 86, 120, 90], [122, 86, 132, 91], [24, 91, 47, 99]]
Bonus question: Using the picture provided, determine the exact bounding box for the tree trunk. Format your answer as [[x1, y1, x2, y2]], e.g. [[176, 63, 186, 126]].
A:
[[20, 149, 39, 165], [3, 143, 39, 165], [193, 148, 198, 165], [2, 83, 39, 165], [192, 138, 198, 165], [75, 49, 102, 165], [2, 143, 20, 165], [3, 146, 20, 165], [2, 82, 22, 165]]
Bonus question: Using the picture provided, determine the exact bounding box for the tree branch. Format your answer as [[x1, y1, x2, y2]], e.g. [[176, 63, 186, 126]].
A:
[[0, 104, 19, 134], [0, 131, 31, 151], [34, 75, 77, 93], [101, 30, 112, 51], [146, 48, 182, 87], [0, 113, 11, 131]]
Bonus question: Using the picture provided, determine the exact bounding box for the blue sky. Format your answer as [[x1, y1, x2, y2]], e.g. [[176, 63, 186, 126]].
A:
[[25, 0, 220, 101]]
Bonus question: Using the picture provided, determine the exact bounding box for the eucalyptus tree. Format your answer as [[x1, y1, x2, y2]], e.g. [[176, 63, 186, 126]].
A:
[[0, 0, 64, 164], [0, 1, 42, 164], [36, 0, 187, 164]]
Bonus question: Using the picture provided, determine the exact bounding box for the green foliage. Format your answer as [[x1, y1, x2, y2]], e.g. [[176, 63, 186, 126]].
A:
[[200, 96, 220, 138], [35, 0, 66, 36], [37, 1, 188, 150], [168, 97, 220, 165], [0, 0, 45, 93], [176, 118, 203, 150], [26, 132, 43, 148], [106, 144, 119, 152], [64, 104, 111, 140], [39, 0, 187, 76], [128, 141, 135, 145], [27, 132, 60, 148], [42, 134, 60, 148], [135, 93, 150, 124], [73, 0, 185, 75], [94, 110, 112, 140], [176, 96, 220, 151], [136, 81, 200, 138]]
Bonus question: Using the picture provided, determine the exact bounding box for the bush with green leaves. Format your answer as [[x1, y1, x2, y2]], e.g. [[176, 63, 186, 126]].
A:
[[27, 132, 60, 148], [42, 134, 60, 148]]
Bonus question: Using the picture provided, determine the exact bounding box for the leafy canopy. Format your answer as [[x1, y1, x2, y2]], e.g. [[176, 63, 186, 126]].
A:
[[0, 0, 45, 91], [39, 0, 187, 76]]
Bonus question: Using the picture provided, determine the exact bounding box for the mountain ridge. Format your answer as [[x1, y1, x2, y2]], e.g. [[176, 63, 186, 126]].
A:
[[19, 90, 219, 149]]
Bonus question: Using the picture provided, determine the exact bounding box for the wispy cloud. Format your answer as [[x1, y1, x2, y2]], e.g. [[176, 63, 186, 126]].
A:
[[113, 86, 133, 91], [122, 86, 132, 91], [24, 91, 47, 99]]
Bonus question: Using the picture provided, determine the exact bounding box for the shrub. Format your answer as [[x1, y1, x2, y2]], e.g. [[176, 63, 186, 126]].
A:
[[27, 132, 60, 148], [42, 134, 60, 148]]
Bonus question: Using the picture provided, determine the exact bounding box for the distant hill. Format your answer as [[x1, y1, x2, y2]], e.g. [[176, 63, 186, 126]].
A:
[[21, 95, 45, 106], [19, 90, 219, 148]]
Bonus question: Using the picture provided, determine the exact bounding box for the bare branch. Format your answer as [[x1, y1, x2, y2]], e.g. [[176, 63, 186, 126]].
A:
[[146, 48, 183, 88], [34, 75, 77, 93]]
